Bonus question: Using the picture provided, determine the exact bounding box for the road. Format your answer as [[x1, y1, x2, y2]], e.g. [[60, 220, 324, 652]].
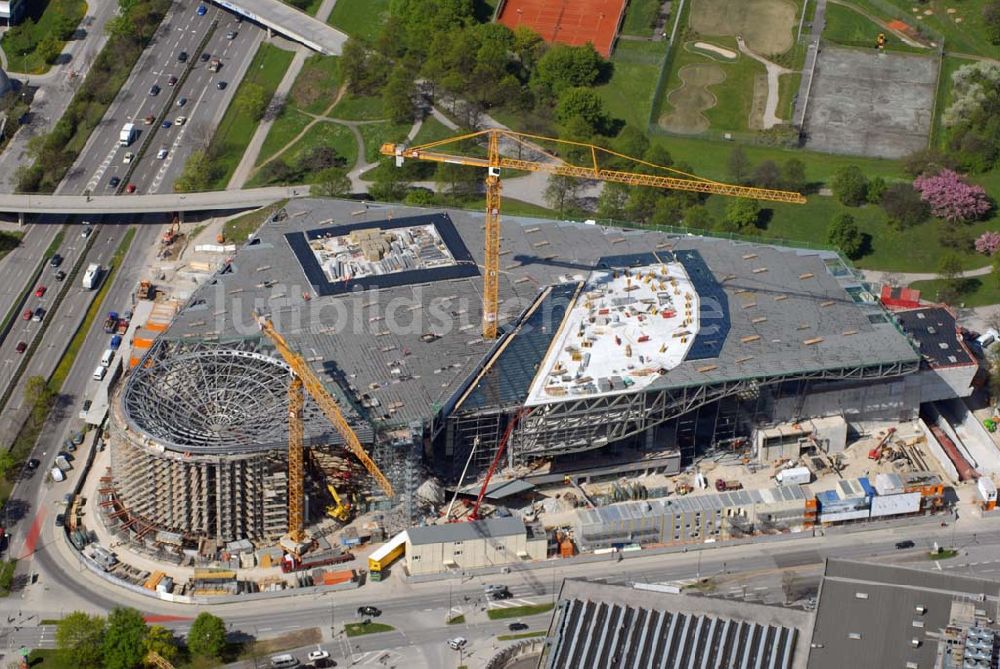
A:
[[0, 186, 305, 214], [60, 1, 263, 197]]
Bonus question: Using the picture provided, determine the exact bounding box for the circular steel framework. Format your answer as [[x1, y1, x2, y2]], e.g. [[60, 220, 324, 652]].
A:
[[121, 348, 293, 454]]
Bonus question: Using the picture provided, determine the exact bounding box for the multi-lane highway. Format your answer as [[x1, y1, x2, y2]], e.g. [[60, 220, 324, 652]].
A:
[[62, 1, 264, 197]]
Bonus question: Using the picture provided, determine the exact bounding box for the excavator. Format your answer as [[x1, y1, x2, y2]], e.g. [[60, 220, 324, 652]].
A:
[[325, 483, 352, 522]]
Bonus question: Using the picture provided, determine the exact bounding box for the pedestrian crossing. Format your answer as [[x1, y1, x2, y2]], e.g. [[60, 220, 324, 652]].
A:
[[487, 596, 540, 609]]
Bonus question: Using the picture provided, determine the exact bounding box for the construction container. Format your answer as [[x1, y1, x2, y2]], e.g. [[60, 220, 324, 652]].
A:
[[775, 466, 811, 486], [317, 569, 355, 586]]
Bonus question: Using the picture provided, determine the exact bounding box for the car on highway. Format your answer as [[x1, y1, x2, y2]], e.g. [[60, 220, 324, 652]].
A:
[[34, 285, 46, 297], [216, 81, 227, 90], [149, 84, 160, 96], [447, 637, 467, 650], [178, 51, 188, 62], [896, 540, 915, 549], [143, 114, 155, 125], [49, 253, 63, 267], [168, 75, 178, 86], [123, 152, 135, 164], [21, 308, 32, 320], [201, 51, 211, 62], [177, 97, 187, 107], [161, 120, 172, 129], [109, 176, 121, 188], [306, 651, 329, 662], [508, 622, 529, 632], [196, 4, 207, 15], [126, 183, 136, 193], [55, 270, 66, 282], [32, 307, 45, 322], [157, 148, 169, 159], [175, 115, 187, 125], [27, 458, 39, 470], [226, 30, 237, 39], [55, 514, 64, 527], [15, 341, 27, 354], [82, 227, 92, 238], [357, 606, 381, 617]]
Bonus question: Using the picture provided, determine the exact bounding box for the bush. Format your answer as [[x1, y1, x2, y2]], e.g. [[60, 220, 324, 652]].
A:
[[827, 213, 863, 259], [881, 183, 930, 229], [831, 165, 868, 207]]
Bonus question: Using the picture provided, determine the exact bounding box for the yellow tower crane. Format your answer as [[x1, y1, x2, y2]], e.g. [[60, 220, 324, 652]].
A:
[[255, 314, 394, 545], [382, 129, 806, 339]]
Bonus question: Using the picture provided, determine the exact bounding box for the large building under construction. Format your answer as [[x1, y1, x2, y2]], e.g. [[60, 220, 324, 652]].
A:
[[109, 199, 929, 543]]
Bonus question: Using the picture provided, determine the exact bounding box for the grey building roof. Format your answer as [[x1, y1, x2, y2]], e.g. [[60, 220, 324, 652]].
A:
[[406, 517, 526, 546], [162, 199, 919, 438], [544, 579, 811, 669], [808, 559, 1000, 669]]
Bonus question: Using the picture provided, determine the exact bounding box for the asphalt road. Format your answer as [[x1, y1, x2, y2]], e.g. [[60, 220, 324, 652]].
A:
[[61, 0, 264, 197]]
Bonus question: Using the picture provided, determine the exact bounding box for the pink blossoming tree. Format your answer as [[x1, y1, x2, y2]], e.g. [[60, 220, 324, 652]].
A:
[[975, 230, 1000, 256], [913, 169, 991, 222]]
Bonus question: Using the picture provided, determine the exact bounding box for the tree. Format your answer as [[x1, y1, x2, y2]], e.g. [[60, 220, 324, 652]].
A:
[[533, 43, 604, 98], [975, 231, 1000, 256], [298, 146, 345, 172], [937, 252, 965, 302], [24, 375, 54, 408], [383, 66, 416, 125], [902, 147, 955, 177], [826, 213, 863, 259], [56, 612, 106, 669], [722, 198, 762, 234], [781, 158, 806, 192], [913, 169, 991, 222], [831, 165, 868, 206], [615, 125, 650, 158], [0, 451, 15, 481], [187, 612, 227, 660], [144, 625, 178, 666], [103, 607, 148, 669], [37, 34, 62, 65], [751, 160, 781, 189], [727, 146, 751, 184], [881, 183, 930, 229], [369, 160, 410, 201], [236, 83, 268, 122], [543, 175, 582, 215], [984, 1, 1000, 44], [174, 150, 218, 192], [683, 204, 714, 230], [866, 176, 887, 204], [403, 188, 436, 205], [596, 183, 629, 220], [312, 167, 352, 197], [555, 87, 608, 136]]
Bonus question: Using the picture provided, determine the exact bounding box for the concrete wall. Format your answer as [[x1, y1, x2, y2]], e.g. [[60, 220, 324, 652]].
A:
[[405, 532, 546, 576], [773, 378, 919, 424], [917, 366, 977, 403]]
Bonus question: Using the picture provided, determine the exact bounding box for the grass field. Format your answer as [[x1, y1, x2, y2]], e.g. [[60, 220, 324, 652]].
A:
[[344, 622, 394, 637], [284, 121, 358, 170], [689, 0, 800, 55], [621, 0, 661, 36], [596, 40, 668, 129], [776, 71, 802, 122], [289, 55, 342, 115], [854, 0, 996, 56], [1, 0, 87, 74], [821, 2, 924, 51], [357, 122, 410, 163], [223, 201, 288, 242], [487, 603, 555, 620], [207, 43, 295, 188], [910, 276, 1000, 308], [328, 0, 390, 43], [497, 631, 547, 641], [256, 108, 312, 166], [330, 94, 387, 121]]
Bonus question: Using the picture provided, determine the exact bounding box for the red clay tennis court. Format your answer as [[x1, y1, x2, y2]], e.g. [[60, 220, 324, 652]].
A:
[[497, 0, 627, 58]]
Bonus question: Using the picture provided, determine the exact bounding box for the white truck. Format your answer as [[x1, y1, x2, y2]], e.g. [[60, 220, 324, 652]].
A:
[[119, 122, 137, 147], [776, 466, 811, 486], [82, 263, 101, 290]]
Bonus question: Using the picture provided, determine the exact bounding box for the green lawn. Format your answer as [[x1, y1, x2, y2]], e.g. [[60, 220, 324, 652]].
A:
[[776, 72, 802, 123], [621, 0, 660, 37], [330, 94, 387, 121], [358, 121, 410, 163], [412, 116, 456, 146], [256, 108, 313, 166], [344, 622, 394, 637], [854, 0, 995, 56], [289, 54, 342, 115], [928, 548, 959, 560], [487, 603, 554, 620], [1, 0, 87, 74], [27, 649, 76, 668], [0, 559, 15, 597], [328, 0, 390, 42], [207, 43, 295, 188], [497, 630, 547, 641], [447, 614, 465, 625], [223, 201, 288, 242], [910, 276, 1000, 308], [596, 40, 667, 129], [284, 121, 358, 171], [822, 2, 925, 52]]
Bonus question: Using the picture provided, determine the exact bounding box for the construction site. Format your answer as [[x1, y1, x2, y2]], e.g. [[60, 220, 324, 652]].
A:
[[67, 132, 1000, 595]]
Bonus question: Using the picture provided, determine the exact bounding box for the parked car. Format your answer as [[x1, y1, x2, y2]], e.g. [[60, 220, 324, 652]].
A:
[[357, 606, 381, 617], [447, 637, 467, 650], [178, 51, 188, 62], [54, 514, 65, 527], [508, 622, 528, 632], [306, 650, 330, 662], [109, 176, 121, 187], [15, 341, 27, 354]]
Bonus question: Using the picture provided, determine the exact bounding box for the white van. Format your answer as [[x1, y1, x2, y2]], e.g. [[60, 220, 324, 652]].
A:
[[269, 655, 300, 668], [51, 467, 66, 482], [93, 365, 107, 381], [101, 348, 114, 368]]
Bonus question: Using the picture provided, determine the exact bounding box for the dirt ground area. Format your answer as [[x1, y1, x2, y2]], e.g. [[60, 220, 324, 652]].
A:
[[802, 46, 937, 159], [689, 0, 799, 55], [661, 63, 727, 134]]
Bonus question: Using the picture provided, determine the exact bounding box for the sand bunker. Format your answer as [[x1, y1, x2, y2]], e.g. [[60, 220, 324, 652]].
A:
[[660, 63, 727, 134], [691, 41, 737, 60]]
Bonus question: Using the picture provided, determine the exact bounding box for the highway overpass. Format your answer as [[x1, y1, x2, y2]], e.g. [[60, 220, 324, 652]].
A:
[[213, 0, 348, 54], [0, 186, 308, 216]]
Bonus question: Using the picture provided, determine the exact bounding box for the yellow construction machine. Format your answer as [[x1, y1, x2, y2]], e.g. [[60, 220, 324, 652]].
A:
[[325, 483, 352, 522]]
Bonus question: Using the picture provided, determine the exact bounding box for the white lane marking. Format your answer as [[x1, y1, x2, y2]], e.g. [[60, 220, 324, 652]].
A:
[[85, 144, 120, 192], [147, 79, 212, 193]]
